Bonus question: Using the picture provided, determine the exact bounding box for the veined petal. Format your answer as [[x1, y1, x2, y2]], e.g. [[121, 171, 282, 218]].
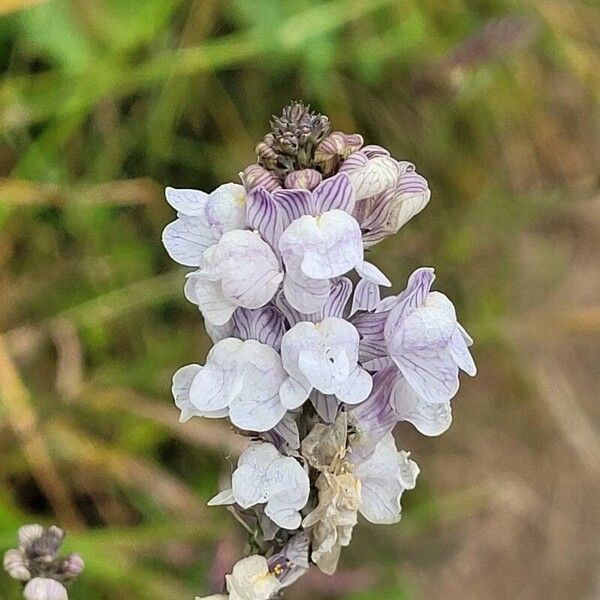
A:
[[233, 306, 285, 351], [273, 188, 314, 222], [165, 186, 208, 215], [351, 278, 381, 315], [449, 327, 477, 376], [280, 210, 363, 280], [282, 270, 330, 314], [334, 366, 372, 405], [383, 267, 435, 343], [310, 391, 339, 423], [246, 187, 286, 251], [204, 182, 246, 238], [392, 375, 452, 436], [347, 155, 399, 201], [312, 173, 355, 214], [212, 230, 283, 309], [392, 348, 459, 405], [162, 216, 215, 266]]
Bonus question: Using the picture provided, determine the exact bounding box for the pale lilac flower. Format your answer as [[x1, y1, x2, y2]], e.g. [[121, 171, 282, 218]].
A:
[[184, 230, 283, 325], [279, 317, 372, 410], [162, 183, 246, 266], [353, 162, 430, 248], [209, 443, 309, 530], [384, 267, 476, 404], [174, 338, 287, 432], [23, 579, 68, 600], [247, 173, 363, 313]]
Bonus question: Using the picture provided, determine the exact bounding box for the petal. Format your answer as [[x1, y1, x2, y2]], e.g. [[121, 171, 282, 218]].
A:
[[272, 188, 314, 221], [312, 172, 355, 213], [207, 488, 235, 506], [190, 278, 237, 326], [172, 364, 203, 422], [351, 278, 381, 315], [450, 327, 477, 376], [383, 267, 436, 343], [282, 270, 330, 314], [334, 366, 372, 405], [392, 349, 459, 405], [349, 366, 399, 460], [233, 306, 286, 351], [246, 187, 286, 251], [213, 230, 283, 309], [165, 186, 208, 215], [355, 261, 391, 287], [232, 444, 280, 507], [204, 182, 246, 238], [355, 434, 415, 525], [24, 578, 68, 600], [162, 216, 215, 266], [228, 340, 287, 431], [279, 376, 312, 410], [347, 155, 399, 201], [310, 390, 339, 423], [322, 277, 352, 319], [279, 211, 363, 280], [229, 393, 286, 432]]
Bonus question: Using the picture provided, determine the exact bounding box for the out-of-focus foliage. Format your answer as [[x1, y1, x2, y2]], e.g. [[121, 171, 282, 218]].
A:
[[0, 1, 598, 599]]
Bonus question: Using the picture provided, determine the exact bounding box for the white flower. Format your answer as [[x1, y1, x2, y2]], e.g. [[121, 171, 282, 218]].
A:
[[175, 338, 287, 432], [227, 555, 281, 600], [209, 442, 309, 530], [384, 268, 476, 404], [279, 317, 372, 410], [162, 183, 245, 266], [351, 433, 419, 525], [185, 230, 283, 326], [23, 578, 68, 600]]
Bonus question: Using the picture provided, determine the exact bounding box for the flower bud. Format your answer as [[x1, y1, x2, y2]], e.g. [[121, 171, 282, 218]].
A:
[[23, 578, 68, 600], [18, 524, 44, 550], [61, 554, 85, 580], [284, 169, 322, 190], [3, 548, 31, 581], [241, 164, 281, 193]]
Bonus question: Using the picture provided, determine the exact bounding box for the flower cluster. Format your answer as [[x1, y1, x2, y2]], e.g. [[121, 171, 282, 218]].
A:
[[164, 102, 475, 599], [3, 524, 84, 600]]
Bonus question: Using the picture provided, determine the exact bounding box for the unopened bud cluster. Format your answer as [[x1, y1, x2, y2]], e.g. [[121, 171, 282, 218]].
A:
[[4, 525, 83, 600]]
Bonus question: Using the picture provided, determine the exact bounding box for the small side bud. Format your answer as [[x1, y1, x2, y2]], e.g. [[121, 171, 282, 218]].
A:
[[241, 164, 281, 193], [3, 548, 31, 581], [60, 554, 85, 581], [18, 524, 44, 550]]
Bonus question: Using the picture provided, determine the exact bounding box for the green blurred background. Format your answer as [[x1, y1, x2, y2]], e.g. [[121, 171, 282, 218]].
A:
[[1, 0, 599, 598]]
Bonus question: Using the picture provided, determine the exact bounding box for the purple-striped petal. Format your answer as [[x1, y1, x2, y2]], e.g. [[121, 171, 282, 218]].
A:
[[233, 306, 286, 351], [310, 391, 338, 423], [246, 187, 285, 251], [272, 189, 314, 222], [312, 172, 355, 214]]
